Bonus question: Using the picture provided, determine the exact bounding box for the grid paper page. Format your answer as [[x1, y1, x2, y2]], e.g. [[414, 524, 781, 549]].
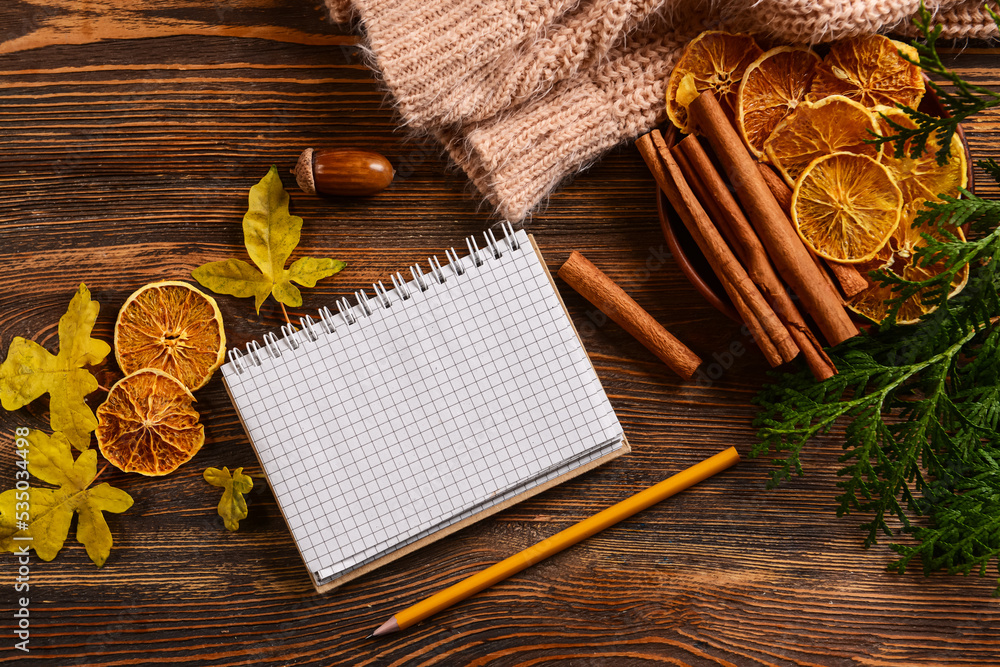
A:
[[310, 436, 624, 582], [222, 229, 623, 583]]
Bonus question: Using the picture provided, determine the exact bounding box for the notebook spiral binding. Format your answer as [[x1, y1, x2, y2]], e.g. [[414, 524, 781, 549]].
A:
[[227, 221, 523, 374]]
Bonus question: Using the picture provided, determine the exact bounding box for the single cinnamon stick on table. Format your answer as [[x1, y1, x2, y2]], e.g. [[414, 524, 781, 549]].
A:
[[688, 91, 859, 346], [676, 135, 835, 381], [640, 131, 798, 366], [557, 251, 702, 380], [757, 161, 869, 299]]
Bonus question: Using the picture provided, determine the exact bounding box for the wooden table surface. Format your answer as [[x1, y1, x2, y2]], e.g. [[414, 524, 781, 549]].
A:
[[2, 2, 999, 665]]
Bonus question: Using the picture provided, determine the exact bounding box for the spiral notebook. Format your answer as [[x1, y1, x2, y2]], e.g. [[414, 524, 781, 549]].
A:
[[221, 224, 628, 591]]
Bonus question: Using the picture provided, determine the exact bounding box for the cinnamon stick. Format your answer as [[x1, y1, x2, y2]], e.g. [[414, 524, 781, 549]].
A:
[[639, 131, 797, 367], [757, 162, 793, 212], [646, 132, 790, 366], [677, 135, 835, 381], [688, 91, 858, 346], [826, 261, 869, 298], [757, 161, 869, 299], [670, 146, 790, 363], [653, 132, 799, 365], [557, 251, 703, 380], [672, 148, 739, 259], [726, 289, 784, 365]]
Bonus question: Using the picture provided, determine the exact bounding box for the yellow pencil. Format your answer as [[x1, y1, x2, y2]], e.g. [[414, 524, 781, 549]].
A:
[[368, 446, 740, 637]]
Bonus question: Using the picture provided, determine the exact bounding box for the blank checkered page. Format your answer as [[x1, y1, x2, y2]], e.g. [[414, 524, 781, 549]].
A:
[[222, 228, 624, 588]]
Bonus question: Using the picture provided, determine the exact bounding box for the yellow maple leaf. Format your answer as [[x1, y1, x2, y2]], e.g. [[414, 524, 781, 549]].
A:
[[192, 166, 346, 313], [0, 430, 133, 566], [203, 466, 253, 531], [0, 284, 111, 450]]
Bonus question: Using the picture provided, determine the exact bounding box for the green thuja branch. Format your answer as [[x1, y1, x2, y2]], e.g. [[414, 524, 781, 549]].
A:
[[753, 315, 999, 591]]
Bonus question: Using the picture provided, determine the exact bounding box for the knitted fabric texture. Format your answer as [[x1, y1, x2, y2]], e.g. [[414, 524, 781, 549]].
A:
[[324, 0, 995, 221]]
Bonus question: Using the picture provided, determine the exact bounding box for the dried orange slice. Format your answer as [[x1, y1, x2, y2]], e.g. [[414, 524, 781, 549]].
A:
[[791, 152, 902, 263], [96, 368, 205, 476], [666, 31, 763, 134], [737, 46, 821, 159], [764, 95, 881, 186], [115, 281, 225, 391], [847, 219, 969, 324], [876, 107, 967, 211], [807, 35, 924, 109]]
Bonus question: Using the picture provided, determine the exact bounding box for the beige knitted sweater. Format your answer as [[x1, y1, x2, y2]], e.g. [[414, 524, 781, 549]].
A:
[[323, 0, 996, 221]]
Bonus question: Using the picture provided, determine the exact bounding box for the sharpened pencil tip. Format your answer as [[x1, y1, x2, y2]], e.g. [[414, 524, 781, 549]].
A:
[[365, 633, 374, 639], [370, 616, 400, 637]]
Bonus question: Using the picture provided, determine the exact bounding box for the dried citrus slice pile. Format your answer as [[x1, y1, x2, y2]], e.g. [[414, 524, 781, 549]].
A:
[[807, 35, 925, 109], [764, 95, 881, 186], [847, 220, 969, 324], [736, 46, 820, 159], [666, 31, 763, 134], [98, 280, 225, 476], [791, 152, 902, 263], [96, 368, 205, 476], [115, 281, 226, 391]]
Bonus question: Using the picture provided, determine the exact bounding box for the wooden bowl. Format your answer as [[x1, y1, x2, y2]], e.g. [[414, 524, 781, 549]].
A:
[[658, 85, 973, 322]]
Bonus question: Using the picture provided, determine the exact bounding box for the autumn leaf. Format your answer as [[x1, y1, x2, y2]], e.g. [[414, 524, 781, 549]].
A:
[[192, 166, 346, 313], [0, 284, 111, 450], [204, 466, 253, 531], [0, 430, 133, 566]]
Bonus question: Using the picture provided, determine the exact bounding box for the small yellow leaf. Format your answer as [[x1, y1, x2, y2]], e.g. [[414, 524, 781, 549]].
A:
[[0, 284, 111, 450], [204, 466, 253, 531], [192, 167, 346, 312], [0, 430, 133, 566], [271, 273, 303, 308], [23, 430, 74, 487]]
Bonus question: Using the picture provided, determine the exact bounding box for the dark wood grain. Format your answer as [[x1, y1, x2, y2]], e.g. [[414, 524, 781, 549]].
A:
[[1, 2, 1000, 665]]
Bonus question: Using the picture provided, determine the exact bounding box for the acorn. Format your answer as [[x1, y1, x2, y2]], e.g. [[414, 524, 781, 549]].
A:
[[293, 148, 394, 197]]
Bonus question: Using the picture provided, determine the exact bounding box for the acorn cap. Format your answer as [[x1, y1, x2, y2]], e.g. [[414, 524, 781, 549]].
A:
[[293, 148, 316, 195]]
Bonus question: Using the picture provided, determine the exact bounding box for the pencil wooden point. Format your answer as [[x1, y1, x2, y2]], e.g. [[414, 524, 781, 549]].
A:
[[370, 616, 400, 637]]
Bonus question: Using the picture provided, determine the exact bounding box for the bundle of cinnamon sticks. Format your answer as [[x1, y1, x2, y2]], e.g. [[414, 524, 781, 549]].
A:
[[637, 90, 864, 381]]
